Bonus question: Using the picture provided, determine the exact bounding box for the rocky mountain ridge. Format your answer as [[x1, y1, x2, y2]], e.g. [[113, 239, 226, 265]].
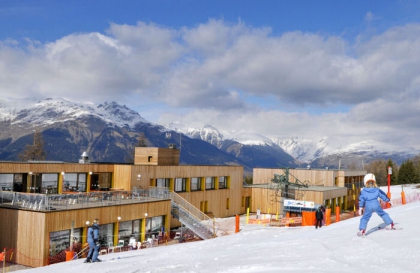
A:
[[0, 98, 417, 170]]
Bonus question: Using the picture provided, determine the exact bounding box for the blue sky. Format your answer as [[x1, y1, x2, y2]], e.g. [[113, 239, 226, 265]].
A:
[[2, 1, 417, 42], [1, 0, 420, 150]]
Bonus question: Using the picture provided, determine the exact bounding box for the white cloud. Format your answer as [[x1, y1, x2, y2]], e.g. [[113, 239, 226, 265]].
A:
[[1, 20, 420, 149]]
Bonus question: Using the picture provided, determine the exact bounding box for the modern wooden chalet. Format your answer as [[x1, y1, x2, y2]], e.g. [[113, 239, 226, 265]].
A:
[[0, 147, 245, 268]]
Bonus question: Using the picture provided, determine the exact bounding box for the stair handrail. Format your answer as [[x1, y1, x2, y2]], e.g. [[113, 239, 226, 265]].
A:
[[170, 191, 216, 238]]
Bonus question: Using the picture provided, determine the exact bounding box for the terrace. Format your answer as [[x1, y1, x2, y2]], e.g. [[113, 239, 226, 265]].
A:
[[0, 187, 171, 211]]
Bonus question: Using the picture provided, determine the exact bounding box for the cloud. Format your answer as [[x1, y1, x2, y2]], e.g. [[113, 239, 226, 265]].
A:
[[1, 19, 420, 149]]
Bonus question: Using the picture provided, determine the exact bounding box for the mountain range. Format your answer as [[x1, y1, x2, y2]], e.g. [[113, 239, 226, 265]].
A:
[[0, 98, 418, 173]]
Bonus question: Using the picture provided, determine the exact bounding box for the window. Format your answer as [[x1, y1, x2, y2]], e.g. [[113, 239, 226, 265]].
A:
[[62, 173, 87, 192], [205, 177, 215, 190], [145, 216, 165, 240], [175, 178, 187, 192], [0, 174, 13, 191], [219, 176, 228, 189], [156, 178, 170, 188], [191, 177, 201, 191]]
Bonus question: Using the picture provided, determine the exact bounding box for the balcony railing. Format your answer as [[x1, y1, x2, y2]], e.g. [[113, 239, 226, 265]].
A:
[[0, 188, 170, 211]]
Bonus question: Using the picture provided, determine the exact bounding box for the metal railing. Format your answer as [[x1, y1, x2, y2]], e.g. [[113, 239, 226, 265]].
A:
[[0, 188, 170, 211], [169, 191, 215, 239]]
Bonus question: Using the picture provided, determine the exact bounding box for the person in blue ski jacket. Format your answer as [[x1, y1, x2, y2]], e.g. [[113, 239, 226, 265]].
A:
[[85, 219, 101, 263], [358, 173, 394, 236]]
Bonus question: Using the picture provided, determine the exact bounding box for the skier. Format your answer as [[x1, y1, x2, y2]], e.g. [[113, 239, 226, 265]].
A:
[[85, 219, 101, 263], [315, 207, 323, 229], [358, 173, 394, 236]]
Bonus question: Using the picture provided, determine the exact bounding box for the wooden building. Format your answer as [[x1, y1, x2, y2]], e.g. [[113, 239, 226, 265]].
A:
[[249, 168, 366, 215], [0, 147, 244, 268]]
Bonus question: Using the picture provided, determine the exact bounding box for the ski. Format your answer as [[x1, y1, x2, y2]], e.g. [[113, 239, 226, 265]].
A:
[[385, 227, 402, 230]]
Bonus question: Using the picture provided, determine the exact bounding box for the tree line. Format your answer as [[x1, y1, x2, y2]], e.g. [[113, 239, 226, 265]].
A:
[[363, 155, 420, 186]]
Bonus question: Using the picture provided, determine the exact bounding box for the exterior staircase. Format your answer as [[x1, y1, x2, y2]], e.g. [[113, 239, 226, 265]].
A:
[[169, 192, 216, 240]]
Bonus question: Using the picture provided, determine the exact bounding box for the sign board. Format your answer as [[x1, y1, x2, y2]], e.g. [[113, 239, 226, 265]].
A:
[[388, 166, 392, 175], [284, 199, 315, 208]]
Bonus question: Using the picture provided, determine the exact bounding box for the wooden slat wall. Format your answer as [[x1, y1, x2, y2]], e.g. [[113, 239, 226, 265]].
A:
[[126, 165, 244, 219], [253, 168, 338, 187], [113, 165, 132, 190], [134, 147, 180, 166], [251, 168, 362, 215], [0, 201, 171, 268], [0, 162, 114, 174]]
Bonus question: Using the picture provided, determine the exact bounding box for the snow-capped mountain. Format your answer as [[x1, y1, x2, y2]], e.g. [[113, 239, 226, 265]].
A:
[[0, 97, 418, 168], [179, 124, 419, 166], [0, 97, 148, 129]]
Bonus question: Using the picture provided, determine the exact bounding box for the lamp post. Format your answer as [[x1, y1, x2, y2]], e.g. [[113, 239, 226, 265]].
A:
[[117, 216, 121, 240], [137, 174, 141, 191], [28, 172, 33, 193], [387, 167, 392, 209], [352, 179, 356, 217], [144, 213, 148, 240]]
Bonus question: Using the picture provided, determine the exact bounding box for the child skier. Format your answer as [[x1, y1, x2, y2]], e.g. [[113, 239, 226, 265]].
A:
[[358, 173, 394, 236]]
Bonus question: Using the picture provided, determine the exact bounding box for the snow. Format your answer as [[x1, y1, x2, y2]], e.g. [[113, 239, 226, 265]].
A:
[[0, 98, 148, 129], [16, 185, 420, 273]]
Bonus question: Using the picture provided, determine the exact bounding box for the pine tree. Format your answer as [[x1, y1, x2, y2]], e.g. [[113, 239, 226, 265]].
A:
[[18, 130, 46, 161], [137, 133, 147, 147], [366, 159, 387, 186], [398, 160, 418, 184], [412, 155, 420, 184]]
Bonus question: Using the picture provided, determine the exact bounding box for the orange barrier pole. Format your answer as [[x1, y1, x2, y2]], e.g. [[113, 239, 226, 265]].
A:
[[325, 208, 331, 226], [235, 215, 240, 233], [65, 250, 75, 262], [335, 206, 340, 222], [2, 247, 5, 271], [286, 212, 290, 227], [302, 211, 315, 226], [401, 191, 406, 205], [386, 166, 392, 208], [0, 247, 4, 262]]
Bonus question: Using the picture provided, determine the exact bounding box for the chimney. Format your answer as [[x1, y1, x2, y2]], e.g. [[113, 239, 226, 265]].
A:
[[79, 151, 90, 163]]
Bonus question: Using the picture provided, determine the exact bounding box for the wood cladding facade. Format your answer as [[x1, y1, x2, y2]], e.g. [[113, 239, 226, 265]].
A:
[[0, 200, 170, 268], [251, 168, 365, 215], [134, 147, 180, 166], [0, 148, 244, 267]]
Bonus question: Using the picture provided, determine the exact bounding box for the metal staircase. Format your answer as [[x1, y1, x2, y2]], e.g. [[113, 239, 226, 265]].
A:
[[169, 192, 215, 240]]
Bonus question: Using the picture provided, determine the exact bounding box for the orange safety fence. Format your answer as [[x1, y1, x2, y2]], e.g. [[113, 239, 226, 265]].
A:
[[0, 248, 15, 263], [49, 243, 87, 265], [301, 211, 315, 226], [381, 192, 420, 208]]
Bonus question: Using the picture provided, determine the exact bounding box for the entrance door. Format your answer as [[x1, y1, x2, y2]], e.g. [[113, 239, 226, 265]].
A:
[[90, 174, 99, 191]]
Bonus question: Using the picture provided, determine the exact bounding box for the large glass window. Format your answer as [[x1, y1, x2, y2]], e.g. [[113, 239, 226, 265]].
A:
[[42, 174, 58, 194], [116, 220, 142, 246], [156, 178, 170, 188], [0, 174, 13, 191], [49, 230, 70, 257], [145, 216, 164, 240], [90, 173, 112, 191], [205, 177, 215, 190], [99, 223, 114, 246], [219, 176, 228, 189], [49, 228, 83, 259], [191, 177, 201, 191], [174, 178, 187, 192], [63, 173, 87, 192]]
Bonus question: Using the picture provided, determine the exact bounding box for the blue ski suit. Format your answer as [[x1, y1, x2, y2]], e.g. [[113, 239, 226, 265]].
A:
[[87, 223, 100, 262], [359, 187, 393, 231]]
